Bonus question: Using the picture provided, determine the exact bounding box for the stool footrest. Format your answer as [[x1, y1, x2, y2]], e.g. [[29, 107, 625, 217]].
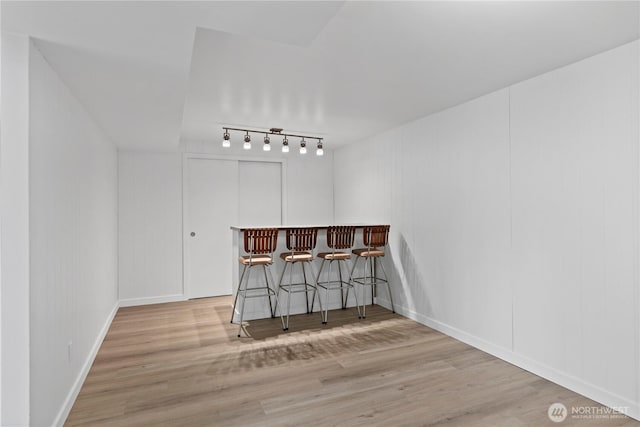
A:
[[316, 280, 354, 291], [238, 291, 277, 299], [352, 277, 388, 285]]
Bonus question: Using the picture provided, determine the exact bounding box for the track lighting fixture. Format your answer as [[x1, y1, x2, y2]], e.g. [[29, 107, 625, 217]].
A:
[[221, 127, 323, 156]]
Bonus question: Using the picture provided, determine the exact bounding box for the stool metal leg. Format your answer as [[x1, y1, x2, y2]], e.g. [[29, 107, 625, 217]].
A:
[[310, 260, 326, 323], [378, 259, 395, 313], [305, 260, 324, 323], [323, 260, 332, 323], [337, 260, 346, 309], [311, 259, 325, 314], [344, 258, 361, 318], [273, 261, 288, 322], [349, 256, 363, 318], [237, 265, 252, 337], [231, 264, 248, 324], [275, 261, 292, 330], [301, 262, 310, 314], [262, 265, 275, 318], [267, 267, 286, 330], [363, 256, 372, 318], [286, 262, 294, 330], [349, 256, 374, 319], [370, 257, 375, 305]]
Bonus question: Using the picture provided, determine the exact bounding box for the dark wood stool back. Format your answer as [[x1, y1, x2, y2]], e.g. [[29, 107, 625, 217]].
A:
[[363, 225, 390, 249], [244, 228, 279, 255], [327, 226, 356, 250], [285, 227, 318, 252]]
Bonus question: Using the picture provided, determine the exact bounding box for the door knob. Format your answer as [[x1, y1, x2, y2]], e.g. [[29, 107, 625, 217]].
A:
[[190, 232, 196, 237]]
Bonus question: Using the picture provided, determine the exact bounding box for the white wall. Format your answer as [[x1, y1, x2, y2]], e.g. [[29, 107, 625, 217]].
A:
[[335, 89, 512, 347], [117, 142, 334, 303], [510, 42, 639, 406], [282, 150, 334, 225], [29, 41, 118, 426], [334, 40, 640, 418], [118, 151, 183, 304], [0, 32, 31, 427]]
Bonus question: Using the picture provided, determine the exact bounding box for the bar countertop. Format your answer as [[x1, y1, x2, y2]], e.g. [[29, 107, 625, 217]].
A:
[[230, 224, 377, 231]]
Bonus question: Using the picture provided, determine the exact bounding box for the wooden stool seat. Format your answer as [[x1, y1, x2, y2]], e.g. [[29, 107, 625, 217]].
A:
[[352, 248, 385, 257], [238, 255, 272, 265], [279, 251, 314, 262], [317, 251, 351, 260]]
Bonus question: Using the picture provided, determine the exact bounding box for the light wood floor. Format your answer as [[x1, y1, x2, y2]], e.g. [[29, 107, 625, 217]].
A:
[[66, 297, 638, 426]]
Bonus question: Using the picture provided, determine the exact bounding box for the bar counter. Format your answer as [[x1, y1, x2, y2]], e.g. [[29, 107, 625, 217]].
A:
[[229, 224, 381, 320]]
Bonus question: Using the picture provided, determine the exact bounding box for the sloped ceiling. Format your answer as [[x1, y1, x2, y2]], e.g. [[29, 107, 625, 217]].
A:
[[4, 1, 639, 150]]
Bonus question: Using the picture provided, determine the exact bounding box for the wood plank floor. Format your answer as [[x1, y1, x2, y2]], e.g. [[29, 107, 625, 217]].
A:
[[66, 297, 638, 426]]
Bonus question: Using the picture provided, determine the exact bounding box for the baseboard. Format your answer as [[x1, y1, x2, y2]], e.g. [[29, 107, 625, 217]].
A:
[[118, 294, 187, 307], [53, 301, 119, 427], [382, 298, 640, 422]]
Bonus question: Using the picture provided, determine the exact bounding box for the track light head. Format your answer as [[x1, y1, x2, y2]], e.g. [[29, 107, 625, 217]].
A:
[[222, 129, 230, 148], [316, 140, 323, 156], [263, 134, 271, 151], [300, 138, 307, 154], [243, 131, 251, 150], [282, 136, 289, 153]]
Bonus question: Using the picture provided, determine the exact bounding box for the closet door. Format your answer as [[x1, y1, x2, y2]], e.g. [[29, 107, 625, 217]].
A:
[[184, 158, 238, 298], [184, 158, 283, 299]]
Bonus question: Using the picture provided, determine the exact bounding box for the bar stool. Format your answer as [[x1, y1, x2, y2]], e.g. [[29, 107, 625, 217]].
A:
[[230, 228, 285, 337], [313, 226, 361, 323], [350, 225, 395, 318], [275, 227, 323, 330]]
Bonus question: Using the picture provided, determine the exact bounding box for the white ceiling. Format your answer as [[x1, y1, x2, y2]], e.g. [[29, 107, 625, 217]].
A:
[[3, 1, 639, 151]]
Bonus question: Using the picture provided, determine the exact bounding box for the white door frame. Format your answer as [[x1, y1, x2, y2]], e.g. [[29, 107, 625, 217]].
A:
[[181, 153, 287, 298]]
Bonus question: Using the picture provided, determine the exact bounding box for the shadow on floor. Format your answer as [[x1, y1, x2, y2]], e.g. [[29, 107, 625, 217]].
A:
[[218, 303, 400, 341]]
